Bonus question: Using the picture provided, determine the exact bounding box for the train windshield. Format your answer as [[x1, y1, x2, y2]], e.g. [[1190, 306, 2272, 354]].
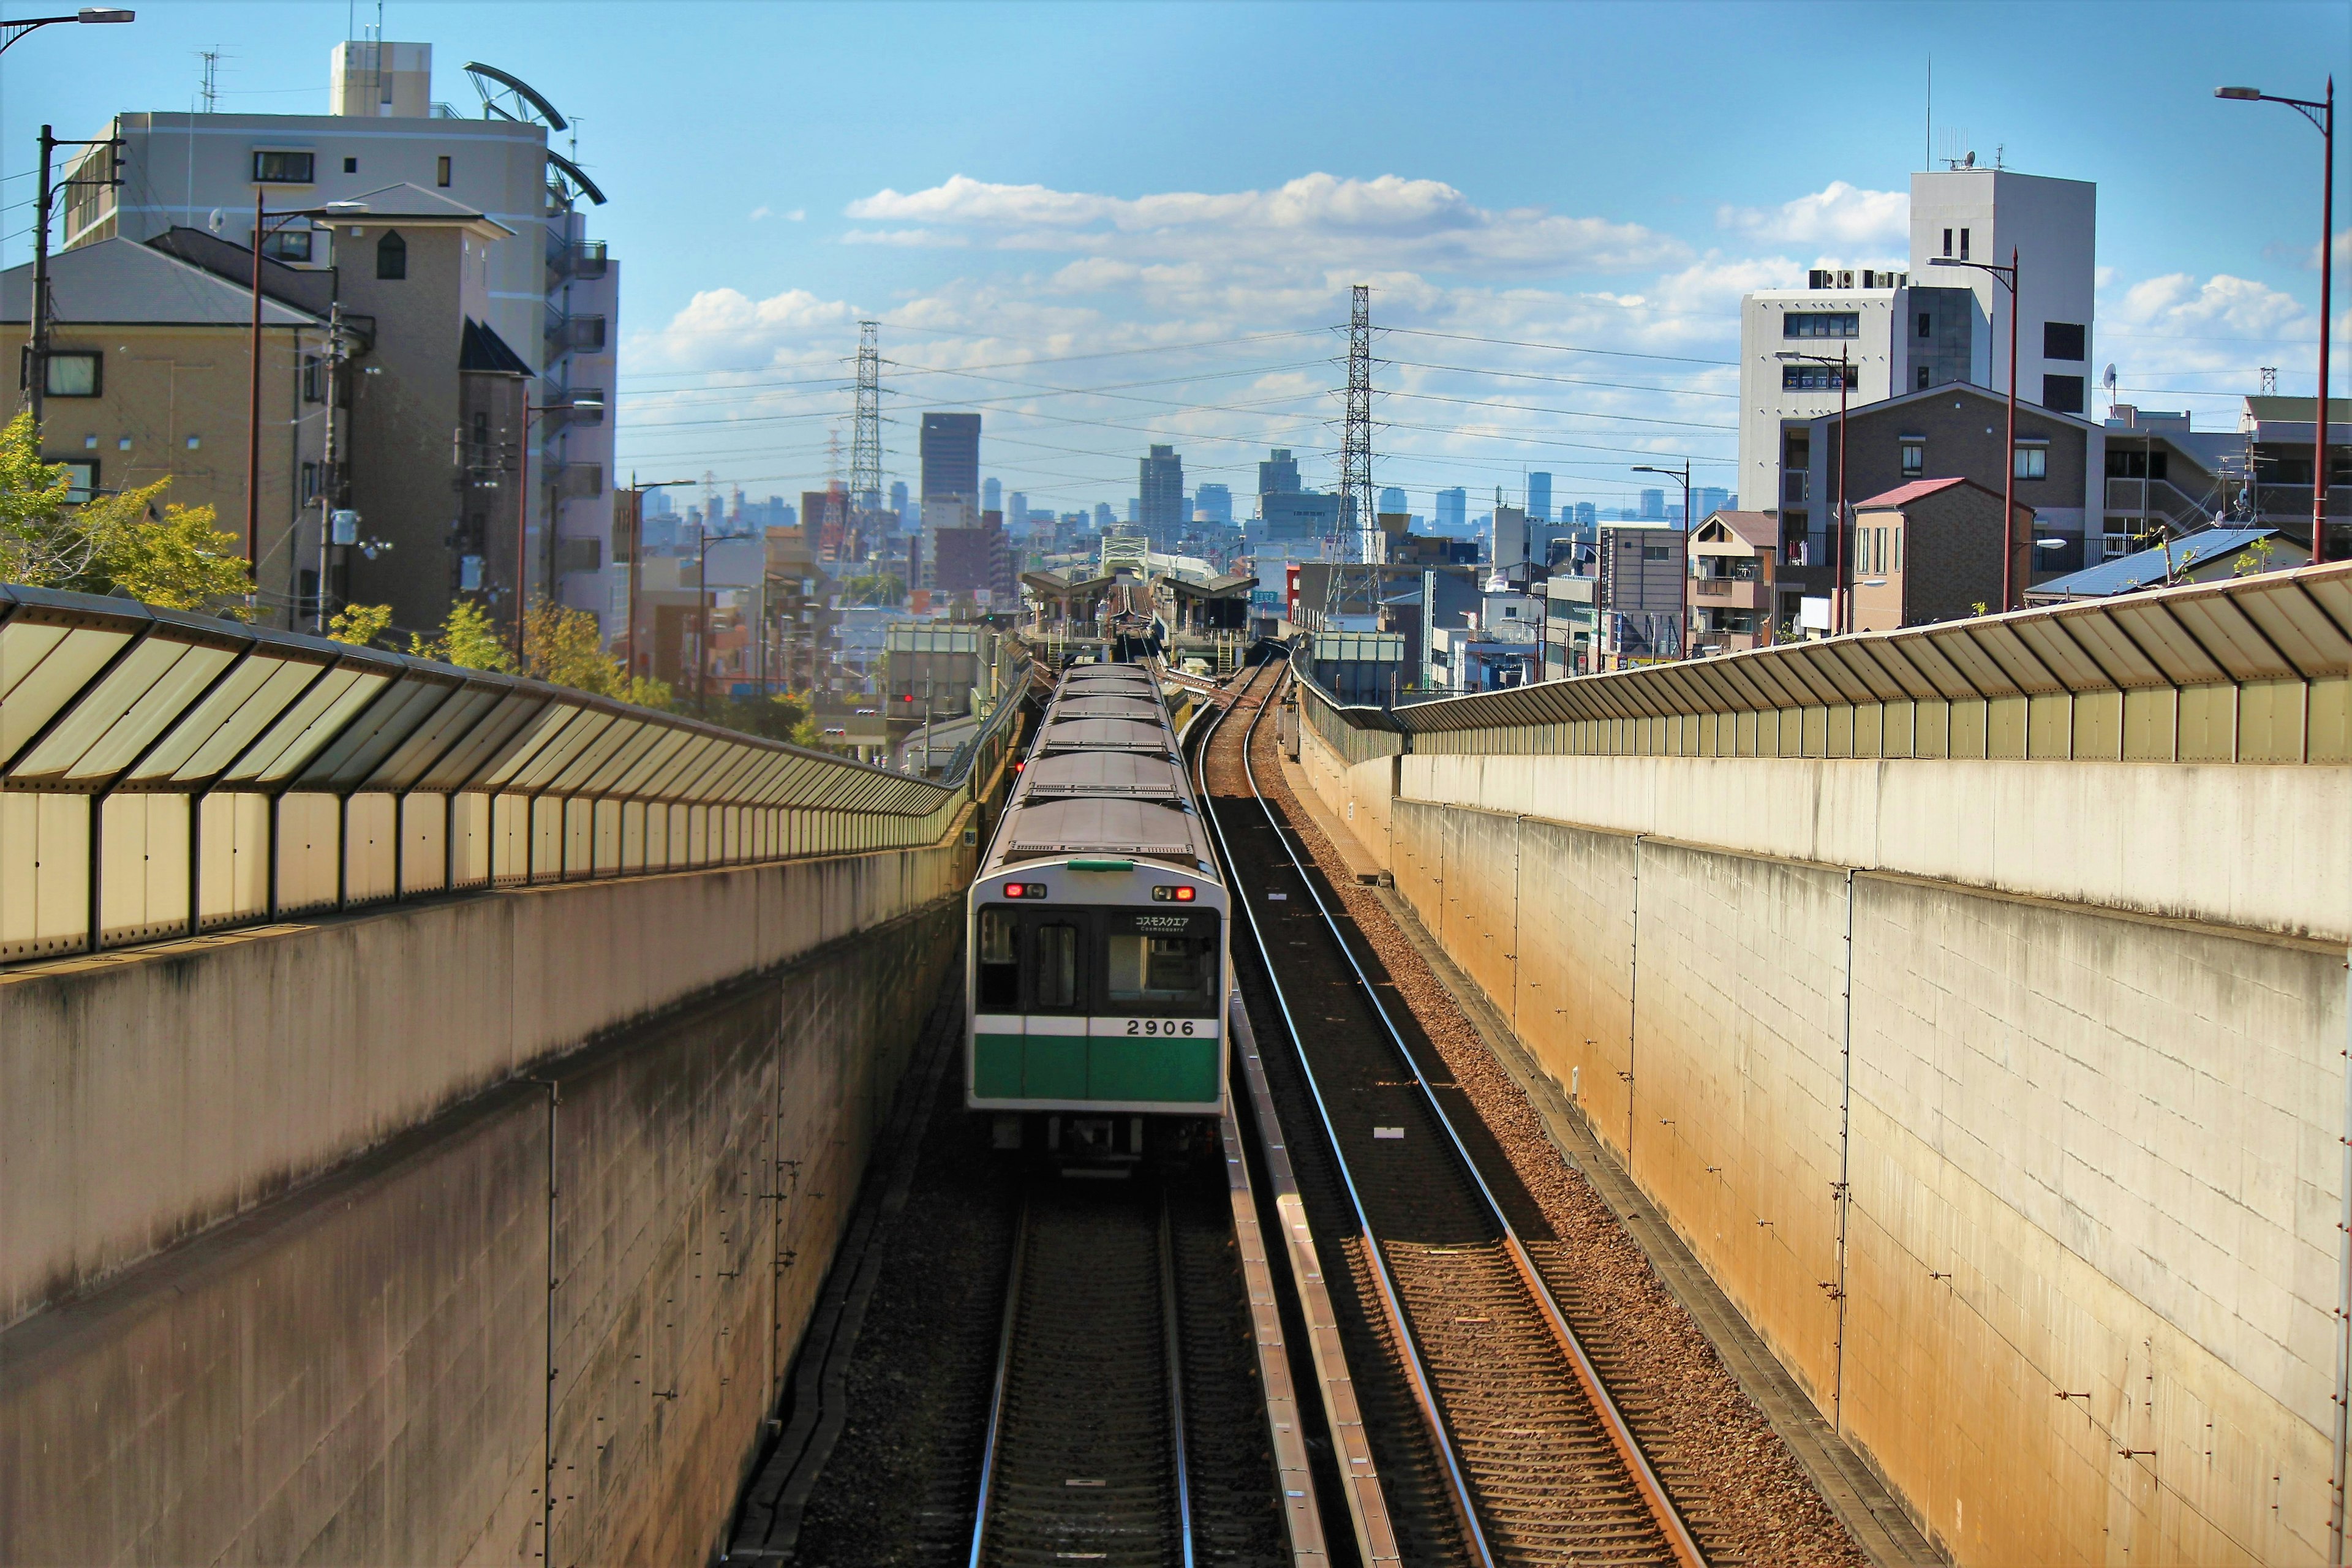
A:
[[977, 910, 1019, 1008], [974, 904, 1218, 1016], [1104, 911, 1219, 1011]]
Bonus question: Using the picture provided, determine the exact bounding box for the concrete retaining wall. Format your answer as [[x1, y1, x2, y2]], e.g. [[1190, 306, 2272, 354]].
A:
[[1308, 717, 2351, 1565], [0, 889, 959, 1566], [1, 838, 967, 1330]]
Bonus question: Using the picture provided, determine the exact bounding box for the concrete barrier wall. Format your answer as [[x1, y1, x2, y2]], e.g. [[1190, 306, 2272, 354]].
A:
[[0, 835, 967, 1330], [0, 892, 959, 1567], [1309, 718, 2350, 1564]]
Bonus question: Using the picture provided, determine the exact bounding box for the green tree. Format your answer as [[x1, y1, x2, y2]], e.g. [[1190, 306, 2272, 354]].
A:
[[328, 603, 393, 646], [408, 600, 516, 672], [0, 410, 249, 614], [522, 598, 671, 706]]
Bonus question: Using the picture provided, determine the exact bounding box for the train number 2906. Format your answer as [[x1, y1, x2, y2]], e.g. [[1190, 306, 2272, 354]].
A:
[[1125, 1019, 1198, 1036]]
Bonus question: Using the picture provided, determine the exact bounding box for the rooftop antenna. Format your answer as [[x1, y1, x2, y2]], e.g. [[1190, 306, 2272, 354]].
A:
[[198, 49, 219, 113], [2261, 366, 2279, 394], [1925, 58, 1931, 170]]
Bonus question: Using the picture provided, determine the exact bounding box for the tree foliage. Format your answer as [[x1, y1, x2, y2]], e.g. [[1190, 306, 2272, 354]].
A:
[[407, 600, 516, 672], [839, 572, 904, 607], [327, 602, 393, 646], [0, 411, 250, 614]]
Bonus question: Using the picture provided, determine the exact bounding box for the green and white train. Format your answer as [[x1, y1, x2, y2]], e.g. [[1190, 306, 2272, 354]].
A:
[[966, 660, 1227, 1159]]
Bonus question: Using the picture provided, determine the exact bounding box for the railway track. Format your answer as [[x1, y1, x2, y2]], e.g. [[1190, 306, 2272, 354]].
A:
[[1198, 658, 1708, 1567], [967, 1178, 1193, 1568]]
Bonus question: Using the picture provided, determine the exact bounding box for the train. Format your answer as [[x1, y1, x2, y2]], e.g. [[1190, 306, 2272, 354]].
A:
[[965, 658, 1228, 1161]]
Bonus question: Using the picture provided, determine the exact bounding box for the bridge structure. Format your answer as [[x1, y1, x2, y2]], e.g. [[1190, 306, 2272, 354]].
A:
[[6, 558, 2350, 1567]]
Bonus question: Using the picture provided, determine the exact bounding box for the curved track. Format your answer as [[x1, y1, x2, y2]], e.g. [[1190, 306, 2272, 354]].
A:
[[1199, 657, 1708, 1567]]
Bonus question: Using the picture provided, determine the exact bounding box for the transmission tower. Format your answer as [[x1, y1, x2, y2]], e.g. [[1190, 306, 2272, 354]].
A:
[[851, 320, 884, 564], [1326, 284, 1378, 623]]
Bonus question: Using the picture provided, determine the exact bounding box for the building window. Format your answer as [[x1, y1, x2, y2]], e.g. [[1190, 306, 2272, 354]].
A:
[[2014, 443, 2049, 481], [1900, 441, 1924, 477], [43, 352, 100, 397], [2044, 322, 2086, 361], [303, 355, 323, 402], [263, 227, 312, 263], [1917, 364, 1932, 390], [342, 156, 358, 174], [436, 155, 451, 187], [301, 460, 319, 500], [1917, 311, 1932, 339], [252, 149, 315, 184], [2041, 374, 2084, 414], [1782, 363, 1858, 391], [376, 230, 407, 280], [1893, 527, 1904, 572], [1784, 312, 1860, 339], [53, 458, 97, 501], [1959, 228, 1970, 260], [1942, 227, 1953, 258]]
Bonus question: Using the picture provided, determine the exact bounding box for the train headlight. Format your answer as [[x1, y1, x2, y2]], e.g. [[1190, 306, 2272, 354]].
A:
[[1151, 885, 1197, 902]]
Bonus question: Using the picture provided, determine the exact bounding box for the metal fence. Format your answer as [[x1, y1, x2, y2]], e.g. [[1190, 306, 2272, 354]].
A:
[[1292, 560, 2352, 767], [1, 584, 1023, 964]]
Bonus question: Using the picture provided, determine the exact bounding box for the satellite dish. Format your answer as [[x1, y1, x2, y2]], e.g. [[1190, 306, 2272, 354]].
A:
[[1962, 151, 1976, 168], [206, 208, 224, 233], [2103, 364, 2117, 391]]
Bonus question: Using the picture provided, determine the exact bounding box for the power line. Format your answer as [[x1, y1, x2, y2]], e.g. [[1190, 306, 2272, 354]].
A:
[[1381, 325, 1736, 366]]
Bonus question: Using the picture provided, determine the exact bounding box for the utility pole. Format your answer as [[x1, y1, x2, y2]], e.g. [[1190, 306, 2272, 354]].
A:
[[29, 127, 55, 426]]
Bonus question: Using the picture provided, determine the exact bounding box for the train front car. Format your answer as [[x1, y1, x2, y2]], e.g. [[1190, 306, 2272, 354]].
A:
[[966, 662, 1228, 1163]]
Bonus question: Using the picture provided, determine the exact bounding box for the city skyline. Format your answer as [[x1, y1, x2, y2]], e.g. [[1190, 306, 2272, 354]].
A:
[[2, 2, 2340, 519]]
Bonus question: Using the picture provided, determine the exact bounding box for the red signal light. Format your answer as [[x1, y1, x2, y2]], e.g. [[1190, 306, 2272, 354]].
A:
[[1151, 884, 1197, 902]]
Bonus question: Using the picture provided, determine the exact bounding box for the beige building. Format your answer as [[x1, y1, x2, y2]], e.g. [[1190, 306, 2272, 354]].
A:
[[1848, 476, 2026, 633], [1685, 509, 1785, 653], [1, 237, 326, 622]]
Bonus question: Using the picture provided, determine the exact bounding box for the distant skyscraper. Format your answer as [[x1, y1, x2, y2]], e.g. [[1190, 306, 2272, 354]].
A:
[[1694, 485, 1730, 520], [919, 412, 982, 513], [1574, 502, 1597, 529], [1526, 472, 1551, 522], [1379, 486, 1407, 513], [1128, 497, 1140, 523], [1196, 482, 1232, 524], [983, 477, 1001, 514], [1094, 502, 1114, 529], [1139, 445, 1184, 537], [1639, 488, 1666, 521], [1434, 487, 1467, 532], [1258, 447, 1301, 502], [1008, 491, 1027, 533], [889, 479, 909, 521]]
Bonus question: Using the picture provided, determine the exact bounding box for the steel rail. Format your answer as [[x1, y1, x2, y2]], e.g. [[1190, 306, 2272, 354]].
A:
[[1157, 1193, 1198, 1568], [965, 1200, 1028, 1568], [1196, 663, 1499, 1568], [1242, 662, 1709, 1568]]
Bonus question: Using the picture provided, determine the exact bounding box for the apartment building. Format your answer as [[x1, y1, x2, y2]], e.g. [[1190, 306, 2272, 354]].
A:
[[57, 40, 622, 639], [1738, 167, 2100, 597], [0, 239, 327, 621]]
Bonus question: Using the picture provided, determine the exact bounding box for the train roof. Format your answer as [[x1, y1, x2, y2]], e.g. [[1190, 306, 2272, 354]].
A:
[[979, 661, 1218, 875]]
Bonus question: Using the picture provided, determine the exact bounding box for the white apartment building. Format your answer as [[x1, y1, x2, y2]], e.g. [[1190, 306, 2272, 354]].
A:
[[1738, 167, 2103, 579], [61, 40, 623, 638]]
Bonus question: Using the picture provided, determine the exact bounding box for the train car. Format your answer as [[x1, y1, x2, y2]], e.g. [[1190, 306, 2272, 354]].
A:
[[966, 661, 1227, 1160]]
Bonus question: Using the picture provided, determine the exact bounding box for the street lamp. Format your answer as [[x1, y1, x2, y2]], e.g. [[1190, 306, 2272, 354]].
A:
[[621, 476, 698, 691], [0, 9, 132, 53], [1633, 461, 1694, 654], [245, 198, 366, 580], [1929, 249, 2022, 611], [1776, 346, 1855, 631], [2217, 80, 2335, 564], [510, 393, 605, 666]]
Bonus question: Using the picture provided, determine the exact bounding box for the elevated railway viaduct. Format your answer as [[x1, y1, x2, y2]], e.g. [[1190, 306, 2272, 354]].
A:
[[1287, 561, 2352, 1566]]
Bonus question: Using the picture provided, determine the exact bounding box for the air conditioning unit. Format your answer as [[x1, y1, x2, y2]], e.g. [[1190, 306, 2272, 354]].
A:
[[1838, 270, 1855, 288]]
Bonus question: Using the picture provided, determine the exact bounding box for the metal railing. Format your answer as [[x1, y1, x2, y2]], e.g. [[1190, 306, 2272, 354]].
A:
[[0, 584, 1024, 965], [1290, 561, 2352, 767]]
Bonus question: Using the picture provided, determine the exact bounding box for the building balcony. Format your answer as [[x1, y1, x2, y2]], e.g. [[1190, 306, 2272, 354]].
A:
[[548, 239, 609, 283], [545, 313, 608, 355], [1688, 578, 1764, 611]]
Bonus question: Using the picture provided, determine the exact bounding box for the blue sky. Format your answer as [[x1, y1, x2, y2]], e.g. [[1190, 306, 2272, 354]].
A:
[[4, 0, 2347, 515]]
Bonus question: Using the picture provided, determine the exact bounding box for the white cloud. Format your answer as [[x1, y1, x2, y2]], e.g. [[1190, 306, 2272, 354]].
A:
[[786, 208, 806, 222], [748, 205, 772, 222], [841, 227, 970, 247], [1717, 181, 1908, 249], [843, 172, 1684, 274]]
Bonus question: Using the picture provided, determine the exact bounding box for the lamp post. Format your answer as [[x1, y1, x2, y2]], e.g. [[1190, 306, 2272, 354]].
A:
[[1633, 460, 1694, 654], [2218, 80, 2335, 564], [0, 7, 131, 53], [245, 199, 366, 582], [508, 393, 604, 666], [1930, 249, 2022, 611], [1776, 346, 1855, 631], [621, 476, 696, 690]]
